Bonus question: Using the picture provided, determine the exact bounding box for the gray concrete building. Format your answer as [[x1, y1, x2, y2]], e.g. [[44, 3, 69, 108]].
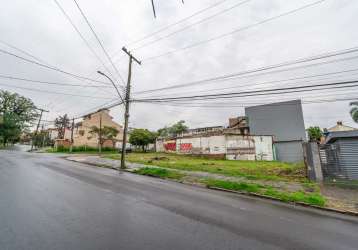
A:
[[245, 100, 306, 162]]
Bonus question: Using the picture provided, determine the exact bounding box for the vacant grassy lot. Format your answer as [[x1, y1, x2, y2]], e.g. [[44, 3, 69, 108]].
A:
[[106, 152, 305, 182]]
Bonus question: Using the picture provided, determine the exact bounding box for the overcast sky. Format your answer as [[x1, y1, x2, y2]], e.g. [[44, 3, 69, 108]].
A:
[[1, 0, 358, 131]]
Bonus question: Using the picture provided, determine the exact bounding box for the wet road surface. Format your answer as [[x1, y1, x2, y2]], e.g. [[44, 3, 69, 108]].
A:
[[0, 150, 357, 250]]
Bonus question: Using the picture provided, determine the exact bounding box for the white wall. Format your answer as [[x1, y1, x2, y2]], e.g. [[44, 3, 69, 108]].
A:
[[253, 136, 274, 161], [157, 135, 274, 161]]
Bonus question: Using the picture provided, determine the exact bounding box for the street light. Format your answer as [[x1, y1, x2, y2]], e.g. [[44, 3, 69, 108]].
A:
[[97, 71, 126, 168], [97, 71, 125, 104]]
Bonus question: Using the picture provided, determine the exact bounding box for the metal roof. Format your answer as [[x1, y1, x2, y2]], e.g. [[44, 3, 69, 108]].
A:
[[325, 130, 358, 144]]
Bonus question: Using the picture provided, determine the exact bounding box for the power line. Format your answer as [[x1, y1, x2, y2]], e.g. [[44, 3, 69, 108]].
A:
[[0, 38, 116, 108], [72, 0, 126, 85], [142, 89, 358, 107], [143, 0, 328, 61], [134, 80, 358, 102], [125, 0, 230, 48], [139, 96, 358, 108], [0, 82, 112, 99], [0, 40, 50, 65], [133, 0, 252, 51], [134, 68, 358, 99], [134, 46, 358, 94], [0, 74, 113, 88], [53, 0, 118, 82], [0, 48, 110, 84]]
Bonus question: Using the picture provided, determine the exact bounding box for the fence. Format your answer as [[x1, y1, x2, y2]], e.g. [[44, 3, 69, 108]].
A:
[[319, 143, 358, 188]]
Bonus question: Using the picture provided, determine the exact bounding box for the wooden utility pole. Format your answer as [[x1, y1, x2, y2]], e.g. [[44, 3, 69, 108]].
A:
[[121, 47, 141, 169], [31, 108, 49, 151], [70, 118, 75, 153]]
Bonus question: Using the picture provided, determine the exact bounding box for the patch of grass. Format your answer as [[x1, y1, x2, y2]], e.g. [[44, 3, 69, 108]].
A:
[[46, 146, 118, 154], [203, 179, 325, 207], [105, 153, 305, 182], [302, 181, 321, 193], [133, 167, 185, 180], [263, 188, 325, 207], [205, 179, 263, 193]]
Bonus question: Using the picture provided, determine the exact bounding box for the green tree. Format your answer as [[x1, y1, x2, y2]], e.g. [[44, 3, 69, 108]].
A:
[[89, 125, 119, 149], [157, 120, 188, 137], [0, 113, 21, 145], [129, 129, 156, 152], [54, 114, 70, 139], [307, 126, 323, 142], [0, 91, 38, 146], [102, 126, 119, 148], [350, 102, 358, 123]]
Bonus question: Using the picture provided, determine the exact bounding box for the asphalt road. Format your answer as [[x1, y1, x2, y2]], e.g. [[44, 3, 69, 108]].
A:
[[0, 150, 357, 250]]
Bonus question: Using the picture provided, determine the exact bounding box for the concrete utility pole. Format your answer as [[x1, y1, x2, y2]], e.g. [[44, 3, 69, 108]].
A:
[[99, 112, 102, 154], [31, 108, 49, 151], [70, 118, 75, 153], [41, 124, 46, 148], [121, 47, 141, 169]]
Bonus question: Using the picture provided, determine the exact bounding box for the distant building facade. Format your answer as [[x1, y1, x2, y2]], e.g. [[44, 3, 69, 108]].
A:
[[73, 109, 123, 148]]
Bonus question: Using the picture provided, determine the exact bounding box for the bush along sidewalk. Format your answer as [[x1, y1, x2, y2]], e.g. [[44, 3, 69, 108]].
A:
[[131, 167, 326, 207]]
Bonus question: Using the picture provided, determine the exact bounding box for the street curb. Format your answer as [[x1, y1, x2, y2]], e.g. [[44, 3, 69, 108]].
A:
[[65, 157, 358, 217], [65, 158, 118, 171], [207, 186, 358, 217]]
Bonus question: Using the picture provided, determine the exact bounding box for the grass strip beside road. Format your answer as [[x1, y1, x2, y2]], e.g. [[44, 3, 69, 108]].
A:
[[205, 179, 325, 207], [133, 167, 185, 180]]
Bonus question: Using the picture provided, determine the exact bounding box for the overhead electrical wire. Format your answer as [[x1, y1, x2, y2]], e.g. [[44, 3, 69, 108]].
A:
[[0, 40, 50, 65], [134, 46, 358, 94], [53, 0, 118, 82], [0, 38, 116, 110], [140, 96, 358, 108], [133, 0, 252, 50], [133, 68, 358, 99], [143, 0, 328, 61], [124, 0, 230, 48], [134, 80, 358, 102], [0, 48, 110, 84], [80, 81, 358, 113], [72, 0, 126, 85], [142, 88, 358, 107], [0, 74, 113, 88], [0, 82, 112, 99]]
